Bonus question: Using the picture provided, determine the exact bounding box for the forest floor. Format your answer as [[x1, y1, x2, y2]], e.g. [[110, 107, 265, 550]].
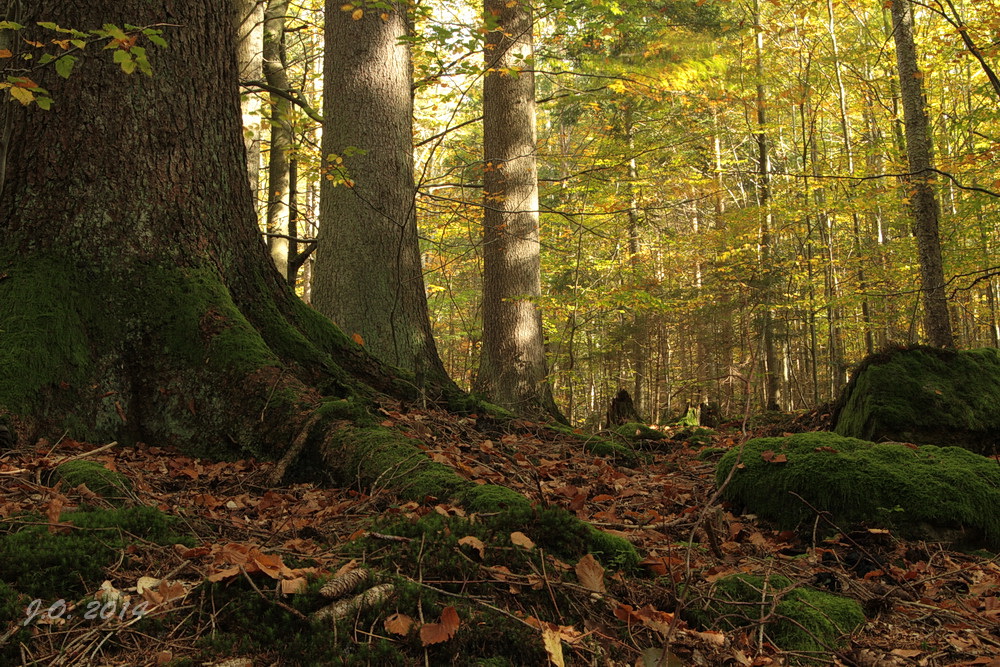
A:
[[1, 402, 999, 666]]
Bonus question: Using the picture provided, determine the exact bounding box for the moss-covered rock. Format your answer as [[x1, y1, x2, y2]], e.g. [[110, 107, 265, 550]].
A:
[[673, 426, 717, 447], [834, 345, 1000, 453], [610, 422, 667, 441], [691, 573, 864, 659], [716, 432, 1000, 548], [52, 459, 133, 503]]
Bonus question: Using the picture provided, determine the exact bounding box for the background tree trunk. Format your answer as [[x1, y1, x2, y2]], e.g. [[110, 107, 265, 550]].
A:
[[263, 0, 292, 279], [236, 0, 264, 201], [312, 1, 450, 385], [753, 0, 781, 410], [890, 0, 954, 348], [476, 0, 562, 421]]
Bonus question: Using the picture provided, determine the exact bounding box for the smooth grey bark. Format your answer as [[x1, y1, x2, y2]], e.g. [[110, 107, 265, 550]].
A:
[[263, 0, 291, 279], [475, 0, 562, 421], [313, 1, 449, 383], [890, 0, 954, 348], [236, 0, 264, 199]]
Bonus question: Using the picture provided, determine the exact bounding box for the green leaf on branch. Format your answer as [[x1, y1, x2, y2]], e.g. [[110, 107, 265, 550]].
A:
[[113, 48, 136, 74], [102, 24, 129, 42], [143, 28, 168, 49], [0, 21, 24, 30], [132, 46, 152, 76], [55, 55, 77, 79]]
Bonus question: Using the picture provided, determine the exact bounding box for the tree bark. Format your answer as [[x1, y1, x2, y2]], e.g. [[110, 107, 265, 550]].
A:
[[0, 0, 409, 453], [752, 0, 781, 411], [312, 0, 450, 386], [263, 0, 291, 279], [890, 0, 954, 348], [236, 0, 264, 200], [476, 0, 562, 421]]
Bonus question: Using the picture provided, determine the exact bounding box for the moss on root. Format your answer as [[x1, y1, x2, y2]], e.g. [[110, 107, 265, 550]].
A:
[[716, 432, 1000, 548], [691, 573, 864, 660], [834, 345, 1000, 452], [323, 425, 640, 568], [324, 426, 467, 500]]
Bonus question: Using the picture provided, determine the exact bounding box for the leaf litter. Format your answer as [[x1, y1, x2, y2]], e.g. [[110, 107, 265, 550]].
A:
[[0, 402, 998, 665]]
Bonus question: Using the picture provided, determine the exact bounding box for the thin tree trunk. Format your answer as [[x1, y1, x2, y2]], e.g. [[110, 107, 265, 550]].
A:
[[263, 0, 291, 278], [753, 0, 781, 410], [236, 0, 264, 203], [890, 0, 954, 347], [624, 109, 646, 419]]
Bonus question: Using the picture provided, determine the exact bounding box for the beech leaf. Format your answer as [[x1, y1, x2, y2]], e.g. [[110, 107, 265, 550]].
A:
[[541, 624, 565, 667], [384, 612, 413, 636], [458, 535, 486, 559], [419, 606, 460, 646], [574, 554, 606, 593], [510, 531, 535, 550]]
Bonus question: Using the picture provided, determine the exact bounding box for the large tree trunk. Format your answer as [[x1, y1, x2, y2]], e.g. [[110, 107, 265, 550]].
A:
[[312, 0, 450, 385], [0, 0, 407, 455], [890, 0, 954, 348], [476, 0, 562, 421]]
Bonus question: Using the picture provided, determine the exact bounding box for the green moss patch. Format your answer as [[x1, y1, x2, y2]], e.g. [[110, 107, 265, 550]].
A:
[[716, 432, 1000, 548], [691, 574, 864, 659], [52, 459, 133, 503], [137, 265, 277, 375], [325, 426, 468, 500], [0, 256, 94, 413], [610, 422, 667, 441], [0, 505, 193, 601], [542, 423, 641, 466], [834, 346, 1000, 453], [323, 426, 640, 567]]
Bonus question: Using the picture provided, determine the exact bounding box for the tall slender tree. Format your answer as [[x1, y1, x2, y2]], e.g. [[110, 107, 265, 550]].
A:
[[313, 1, 451, 384], [752, 0, 782, 410], [476, 0, 562, 420], [890, 0, 954, 347], [263, 0, 292, 279]]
